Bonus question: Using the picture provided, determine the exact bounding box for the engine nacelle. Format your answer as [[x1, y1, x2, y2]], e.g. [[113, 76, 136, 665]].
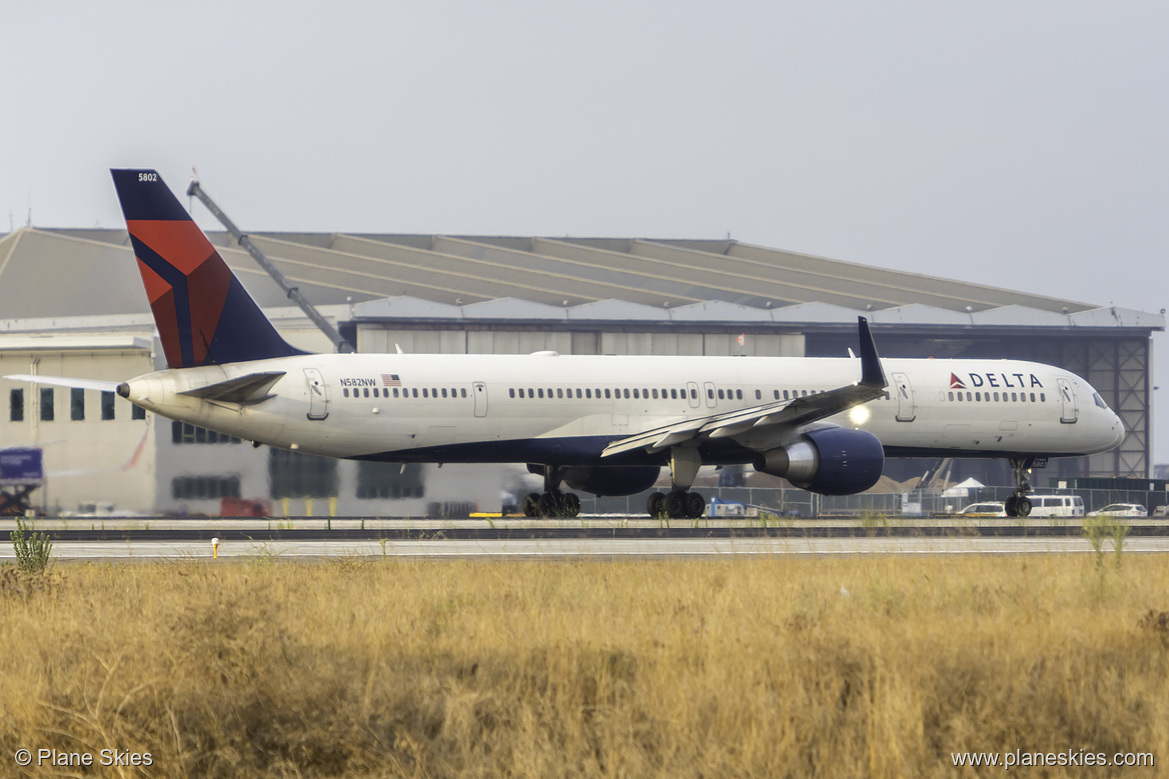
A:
[[753, 428, 884, 496], [561, 466, 661, 497]]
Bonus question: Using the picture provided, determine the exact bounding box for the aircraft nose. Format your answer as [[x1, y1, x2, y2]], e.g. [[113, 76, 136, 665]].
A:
[[1105, 409, 1125, 449]]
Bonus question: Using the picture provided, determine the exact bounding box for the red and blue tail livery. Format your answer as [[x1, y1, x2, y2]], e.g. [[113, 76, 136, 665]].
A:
[[111, 169, 305, 369]]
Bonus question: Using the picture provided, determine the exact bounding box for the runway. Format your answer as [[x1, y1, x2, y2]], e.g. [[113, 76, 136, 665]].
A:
[[6, 535, 1169, 561], [4, 516, 1168, 561]]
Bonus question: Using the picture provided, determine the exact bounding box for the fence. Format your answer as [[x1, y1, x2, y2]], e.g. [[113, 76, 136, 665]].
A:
[[581, 486, 1169, 518]]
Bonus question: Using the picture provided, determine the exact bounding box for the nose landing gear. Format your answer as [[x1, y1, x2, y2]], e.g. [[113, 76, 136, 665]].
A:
[[1004, 455, 1034, 518]]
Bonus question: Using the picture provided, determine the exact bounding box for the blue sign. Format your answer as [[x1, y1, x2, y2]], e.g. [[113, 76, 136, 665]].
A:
[[0, 448, 43, 484]]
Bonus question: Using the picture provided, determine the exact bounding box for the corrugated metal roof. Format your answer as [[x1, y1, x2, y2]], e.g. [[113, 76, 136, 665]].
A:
[[0, 228, 1161, 332]]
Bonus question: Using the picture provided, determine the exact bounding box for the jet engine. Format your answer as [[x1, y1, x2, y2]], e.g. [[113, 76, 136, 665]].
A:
[[561, 466, 661, 497], [753, 427, 884, 495]]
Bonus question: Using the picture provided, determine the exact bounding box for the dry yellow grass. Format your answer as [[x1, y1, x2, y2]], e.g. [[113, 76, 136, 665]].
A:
[[1, 554, 1168, 777]]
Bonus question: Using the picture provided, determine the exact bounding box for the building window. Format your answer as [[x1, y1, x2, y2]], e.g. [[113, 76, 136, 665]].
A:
[[71, 388, 85, 421], [101, 391, 115, 420], [9, 389, 23, 422], [268, 448, 338, 498], [39, 388, 54, 421], [171, 421, 241, 444], [356, 461, 425, 499], [172, 475, 241, 500], [131, 403, 146, 420]]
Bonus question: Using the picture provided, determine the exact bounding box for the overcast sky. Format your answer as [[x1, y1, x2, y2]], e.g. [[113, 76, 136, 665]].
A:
[[3, 1, 1167, 461]]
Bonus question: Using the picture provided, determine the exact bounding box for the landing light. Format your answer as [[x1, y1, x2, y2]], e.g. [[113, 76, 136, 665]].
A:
[[849, 406, 870, 426]]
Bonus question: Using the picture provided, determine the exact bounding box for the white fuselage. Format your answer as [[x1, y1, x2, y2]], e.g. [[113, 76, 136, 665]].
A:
[[119, 352, 1124, 466]]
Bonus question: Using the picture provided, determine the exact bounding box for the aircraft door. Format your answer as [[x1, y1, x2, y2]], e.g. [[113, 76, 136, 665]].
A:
[[892, 371, 916, 422], [1057, 378, 1078, 423], [473, 382, 488, 417], [703, 382, 716, 408], [304, 368, 329, 421], [686, 381, 700, 408]]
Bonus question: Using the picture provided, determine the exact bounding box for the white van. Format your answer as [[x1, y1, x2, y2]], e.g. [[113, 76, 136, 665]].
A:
[[1026, 494, 1085, 518]]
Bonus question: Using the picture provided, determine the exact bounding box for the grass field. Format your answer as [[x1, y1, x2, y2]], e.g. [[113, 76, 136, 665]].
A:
[[2, 554, 1167, 777]]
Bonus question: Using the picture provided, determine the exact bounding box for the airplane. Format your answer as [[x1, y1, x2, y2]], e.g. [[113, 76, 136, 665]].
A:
[[4, 169, 1126, 519]]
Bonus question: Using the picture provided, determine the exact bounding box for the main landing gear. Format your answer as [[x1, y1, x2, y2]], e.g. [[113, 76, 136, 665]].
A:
[[521, 466, 582, 518], [646, 447, 707, 519], [1004, 455, 1034, 518], [646, 489, 706, 519]]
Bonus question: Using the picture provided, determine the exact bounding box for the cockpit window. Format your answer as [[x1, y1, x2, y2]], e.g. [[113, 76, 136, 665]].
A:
[[1093, 392, 1108, 410]]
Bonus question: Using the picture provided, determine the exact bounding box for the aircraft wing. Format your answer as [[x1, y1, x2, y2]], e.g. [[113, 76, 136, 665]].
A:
[[2, 374, 122, 393], [601, 317, 887, 458]]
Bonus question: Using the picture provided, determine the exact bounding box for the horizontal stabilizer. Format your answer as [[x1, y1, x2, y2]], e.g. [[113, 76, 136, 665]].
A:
[[3, 374, 122, 393], [178, 371, 286, 404]]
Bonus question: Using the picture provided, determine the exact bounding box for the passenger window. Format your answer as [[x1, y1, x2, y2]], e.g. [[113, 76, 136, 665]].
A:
[[538, 388, 544, 398], [975, 392, 981, 401], [1010, 392, 1016, 402], [509, 388, 515, 398], [623, 388, 630, 399], [441, 388, 447, 398], [755, 389, 761, 400], [557, 388, 564, 399], [717, 389, 725, 400], [343, 388, 349, 398], [1030, 393, 1036, 402], [737, 390, 743, 400], [948, 392, 954, 401], [421, 388, 427, 398], [633, 389, 640, 399], [575, 388, 582, 398], [605, 389, 611, 399], [586, 389, 592, 398], [707, 389, 714, 400], [670, 389, 678, 399], [690, 389, 697, 399], [363, 388, 370, 398]]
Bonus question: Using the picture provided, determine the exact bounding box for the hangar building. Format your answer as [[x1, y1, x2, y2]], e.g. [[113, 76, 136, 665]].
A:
[[1, 227, 1162, 515]]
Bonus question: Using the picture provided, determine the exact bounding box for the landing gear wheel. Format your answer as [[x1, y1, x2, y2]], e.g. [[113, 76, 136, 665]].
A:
[[538, 491, 561, 518], [522, 493, 540, 518], [647, 492, 666, 518], [665, 490, 689, 519], [686, 491, 706, 519], [1006, 456, 1036, 519], [561, 492, 581, 518]]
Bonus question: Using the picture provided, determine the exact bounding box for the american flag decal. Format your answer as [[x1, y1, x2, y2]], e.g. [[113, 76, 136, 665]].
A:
[[382, 374, 401, 387]]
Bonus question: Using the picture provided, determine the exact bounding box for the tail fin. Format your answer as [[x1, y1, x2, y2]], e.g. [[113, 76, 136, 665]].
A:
[[110, 169, 306, 368]]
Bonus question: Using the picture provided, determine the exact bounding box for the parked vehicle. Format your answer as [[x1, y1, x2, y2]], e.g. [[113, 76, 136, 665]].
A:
[[959, 501, 1007, 517], [1026, 495, 1085, 518], [1087, 503, 1147, 517]]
